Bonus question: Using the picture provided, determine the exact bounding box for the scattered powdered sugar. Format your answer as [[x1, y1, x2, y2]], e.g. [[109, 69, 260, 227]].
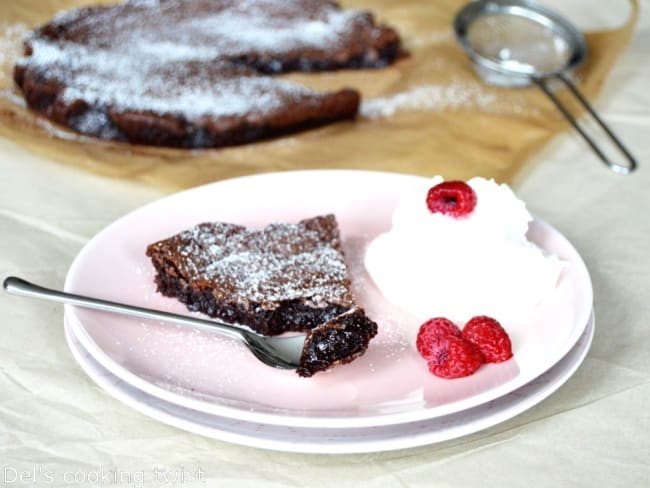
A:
[[66, 73, 295, 119], [15, 0, 367, 122], [0, 22, 28, 83], [174, 7, 357, 57], [134, 40, 214, 63], [165, 219, 353, 305], [135, 325, 255, 396], [132, 8, 355, 66], [360, 83, 498, 118], [0, 88, 25, 108], [22, 39, 311, 119]]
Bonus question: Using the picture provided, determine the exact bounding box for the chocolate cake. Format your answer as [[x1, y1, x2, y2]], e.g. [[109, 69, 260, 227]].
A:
[[146, 214, 378, 375], [298, 308, 378, 377], [14, 0, 404, 148]]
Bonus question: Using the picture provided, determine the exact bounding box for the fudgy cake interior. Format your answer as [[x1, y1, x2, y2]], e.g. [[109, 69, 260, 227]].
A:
[[14, 0, 405, 147], [298, 308, 378, 377], [146, 215, 356, 336]]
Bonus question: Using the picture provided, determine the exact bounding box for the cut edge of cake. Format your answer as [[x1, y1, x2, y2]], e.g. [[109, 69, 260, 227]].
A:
[[297, 307, 378, 377]]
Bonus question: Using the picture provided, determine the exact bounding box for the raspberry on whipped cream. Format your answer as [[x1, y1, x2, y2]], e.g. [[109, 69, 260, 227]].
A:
[[364, 176, 564, 332]]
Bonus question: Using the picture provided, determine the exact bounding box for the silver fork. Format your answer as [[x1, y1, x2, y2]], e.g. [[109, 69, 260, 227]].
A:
[[3, 276, 305, 370]]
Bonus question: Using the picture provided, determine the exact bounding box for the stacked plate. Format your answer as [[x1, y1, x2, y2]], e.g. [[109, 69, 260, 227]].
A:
[[63, 171, 594, 453]]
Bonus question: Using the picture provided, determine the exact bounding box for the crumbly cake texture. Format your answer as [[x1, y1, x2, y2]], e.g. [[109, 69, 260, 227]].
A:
[[14, 0, 404, 148], [298, 308, 378, 377], [146, 214, 378, 375]]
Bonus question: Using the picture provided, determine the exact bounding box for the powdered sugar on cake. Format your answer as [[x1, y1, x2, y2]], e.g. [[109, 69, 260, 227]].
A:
[[15, 0, 370, 121], [173, 221, 352, 306], [172, 4, 359, 56], [21, 40, 312, 120], [43, 0, 360, 56]]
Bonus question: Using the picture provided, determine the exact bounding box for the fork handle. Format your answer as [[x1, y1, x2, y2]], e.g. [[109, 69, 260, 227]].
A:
[[3, 276, 245, 341], [533, 75, 637, 175]]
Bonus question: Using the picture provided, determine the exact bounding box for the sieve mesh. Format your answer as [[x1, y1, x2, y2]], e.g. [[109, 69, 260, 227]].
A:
[[466, 13, 572, 75]]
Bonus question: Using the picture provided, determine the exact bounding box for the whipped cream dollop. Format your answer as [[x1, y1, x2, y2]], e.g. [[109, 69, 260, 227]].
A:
[[365, 176, 564, 329]]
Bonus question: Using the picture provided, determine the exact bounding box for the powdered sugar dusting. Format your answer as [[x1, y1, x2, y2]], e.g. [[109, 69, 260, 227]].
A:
[[22, 39, 310, 119], [15, 0, 368, 122], [361, 83, 499, 118], [160, 218, 353, 306], [0, 22, 28, 83], [173, 6, 357, 56]]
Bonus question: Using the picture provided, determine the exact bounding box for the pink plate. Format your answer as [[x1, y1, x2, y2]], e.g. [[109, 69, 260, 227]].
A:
[[64, 313, 595, 453], [64, 170, 593, 428]]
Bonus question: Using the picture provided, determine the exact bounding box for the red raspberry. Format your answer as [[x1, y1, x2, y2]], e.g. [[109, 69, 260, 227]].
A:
[[416, 317, 462, 359], [426, 181, 477, 218], [462, 316, 513, 363], [428, 336, 484, 379]]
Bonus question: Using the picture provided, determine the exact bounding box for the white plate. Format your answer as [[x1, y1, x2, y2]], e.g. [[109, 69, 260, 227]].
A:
[[64, 170, 593, 428], [65, 312, 594, 453]]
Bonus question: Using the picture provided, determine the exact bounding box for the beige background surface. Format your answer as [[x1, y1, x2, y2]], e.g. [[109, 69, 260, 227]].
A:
[[1, 0, 649, 486]]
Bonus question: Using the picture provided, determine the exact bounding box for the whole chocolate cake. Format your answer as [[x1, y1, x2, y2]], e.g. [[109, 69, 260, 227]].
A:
[[146, 214, 378, 376], [14, 0, 404, 148]]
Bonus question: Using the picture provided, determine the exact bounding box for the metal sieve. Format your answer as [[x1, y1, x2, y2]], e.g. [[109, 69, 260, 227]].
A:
[[454, 0, 636, 174]]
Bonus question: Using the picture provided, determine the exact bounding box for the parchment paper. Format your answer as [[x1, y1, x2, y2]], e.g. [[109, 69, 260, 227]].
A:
[[0, 0, 638, 189], [1, 2, 649, 484]]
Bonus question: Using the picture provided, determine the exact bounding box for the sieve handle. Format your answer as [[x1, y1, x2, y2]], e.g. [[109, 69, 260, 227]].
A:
[[533, 74, 637, 175]]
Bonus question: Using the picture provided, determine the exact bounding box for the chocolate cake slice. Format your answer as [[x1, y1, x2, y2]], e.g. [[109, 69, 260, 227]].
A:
[[146, 214, 377, 375], [14, 0, 404, 148]]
